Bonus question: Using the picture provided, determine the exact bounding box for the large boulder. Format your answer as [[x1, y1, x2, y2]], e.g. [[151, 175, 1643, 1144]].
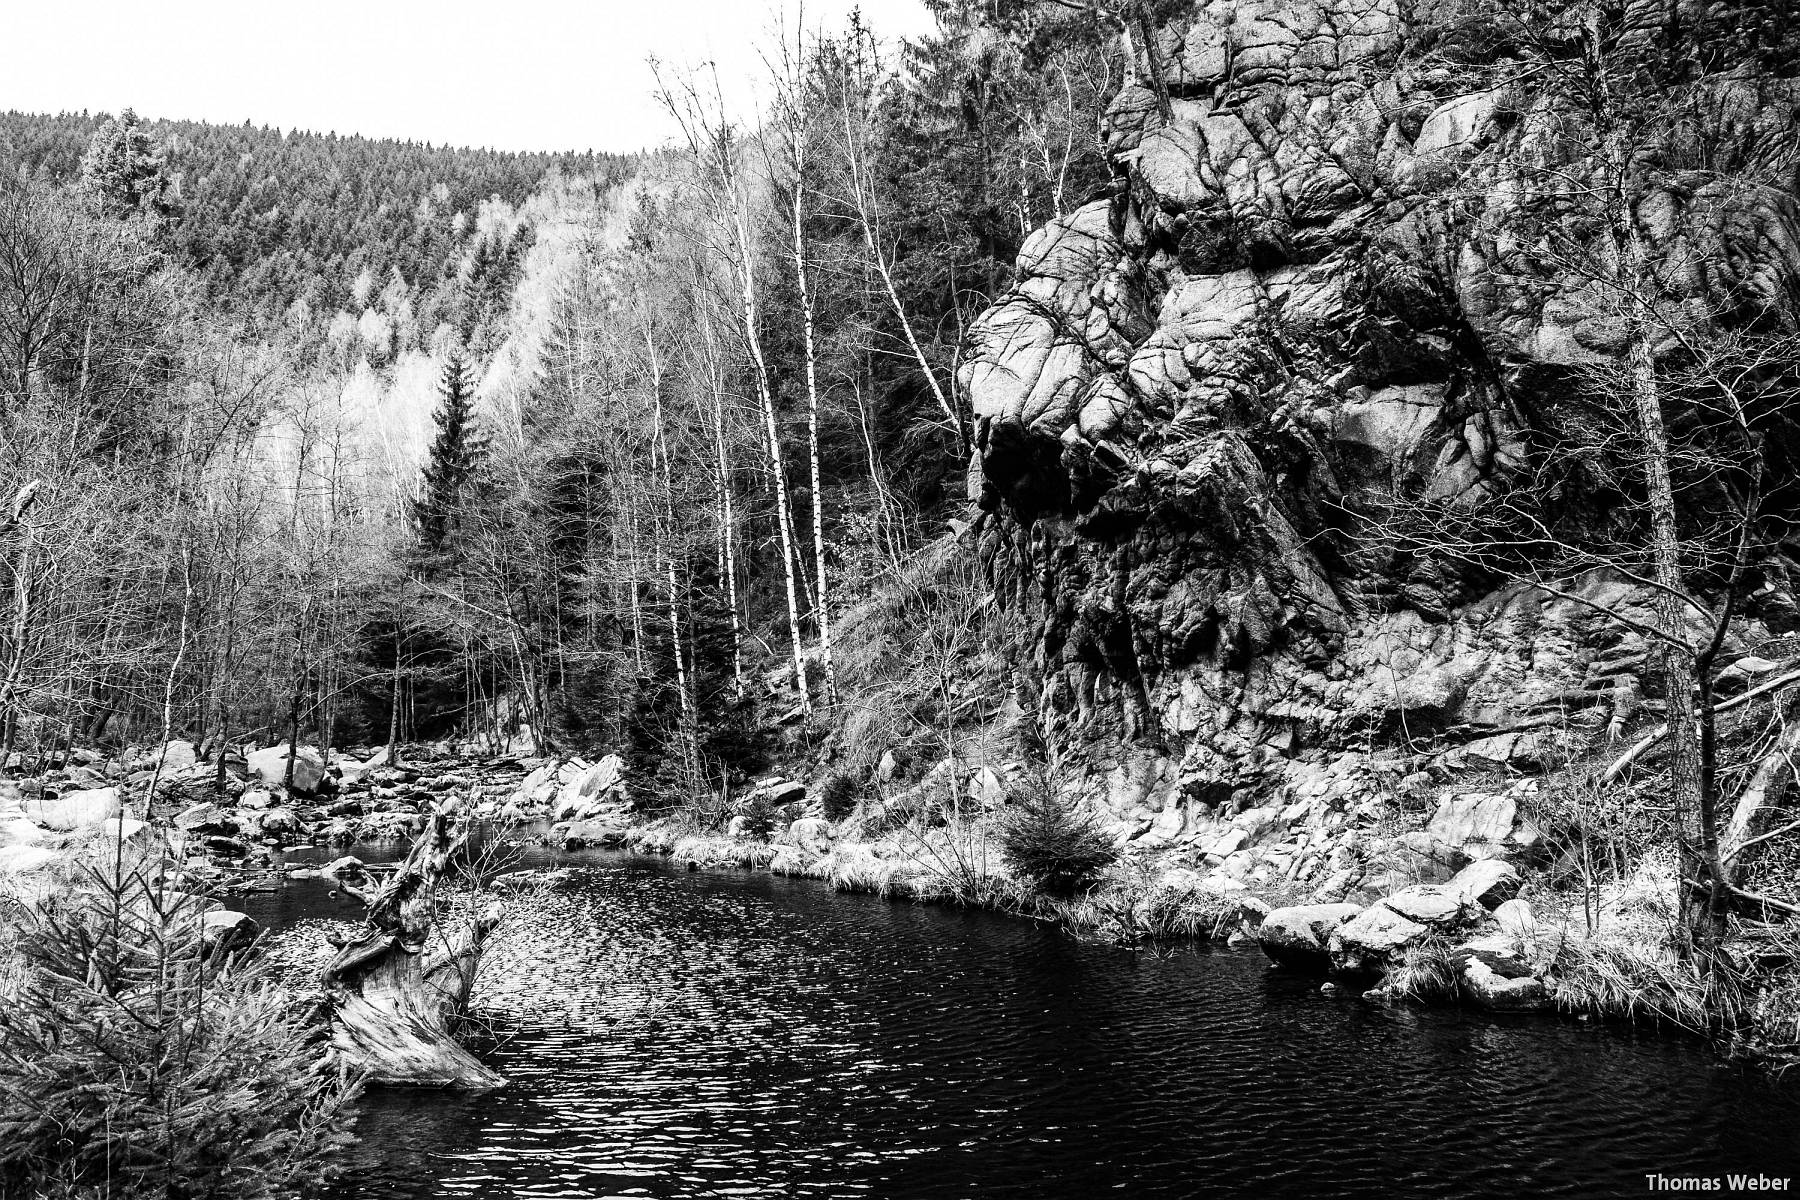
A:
[[322, 855, 367, 881], [98, 816, 151, 848], [0, 817, 47, 847], [1329, 904, 1433, 976], [560, 818, 624, 850], [1330, 875, 1494, 976], [788, 817, 834, 856], [248, 744, 326, 794], [174, 802, 237, 836], [1452, 948, 1549, 1012], [1394, 877, 1492, 921], [0, 844, 63, 905], [26, 786, 122, 830], [1492, 897, 1538, 939], [257, 807, 303, 840], [967, 765, 1007, 809], [554, 754, 625, 820], [154, 740, 199, 773], [201, 909, 260, 957], [750, 777, 807, 806], [1257, 903, 1364, 971], [1449, 858, 1522, 910], [335, 746, 389, 787], [0, 844, 60, 876], [1425, 793, 1540, 860]]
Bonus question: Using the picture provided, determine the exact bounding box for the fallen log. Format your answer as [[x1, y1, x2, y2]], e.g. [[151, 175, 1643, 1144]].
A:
[[320, 802, 505, 1088]]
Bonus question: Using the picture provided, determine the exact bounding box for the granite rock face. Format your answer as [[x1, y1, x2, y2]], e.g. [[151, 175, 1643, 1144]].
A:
[[962, 1, 1800, 831]]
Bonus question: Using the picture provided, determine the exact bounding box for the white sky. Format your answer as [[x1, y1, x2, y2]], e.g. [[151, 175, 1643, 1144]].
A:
[[7, 0, 936, 154]]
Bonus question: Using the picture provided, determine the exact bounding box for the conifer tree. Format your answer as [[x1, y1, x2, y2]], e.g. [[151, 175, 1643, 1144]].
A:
[[413, 355, 486, 558], [78, 108, 178, 219]]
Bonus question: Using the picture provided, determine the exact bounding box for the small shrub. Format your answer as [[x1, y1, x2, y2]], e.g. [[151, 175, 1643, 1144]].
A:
[[997, 775, 1118, 896], [739, 792, 780, 841], [0, 847, 359, 1199], [817, 771, 860, 821]]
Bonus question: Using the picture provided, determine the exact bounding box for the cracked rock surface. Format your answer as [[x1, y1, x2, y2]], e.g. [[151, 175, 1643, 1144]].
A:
[[960, 1, 1800, 842]]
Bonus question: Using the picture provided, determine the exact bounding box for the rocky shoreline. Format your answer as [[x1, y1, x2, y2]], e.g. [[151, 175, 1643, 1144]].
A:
[[524, 756, 1797, 1059], [1, 737, 1791, 1068]]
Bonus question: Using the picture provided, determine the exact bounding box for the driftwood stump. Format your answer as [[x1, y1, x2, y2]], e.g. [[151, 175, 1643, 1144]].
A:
[[321, 804, 505, 1088]]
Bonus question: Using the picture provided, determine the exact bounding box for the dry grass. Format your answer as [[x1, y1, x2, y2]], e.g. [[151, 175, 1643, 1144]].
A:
[[669, 834, 776, 870], [1051, 863, 1248, 944], [1544, 933, 1724, 1035], [1742, 931, 1800, 1073], [819, 843, 900, 895], [1378, 934, 1464, 1003]]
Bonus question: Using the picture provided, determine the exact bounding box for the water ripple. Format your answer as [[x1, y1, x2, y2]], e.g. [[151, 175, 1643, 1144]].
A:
[[245, 851, 1800, 1200]]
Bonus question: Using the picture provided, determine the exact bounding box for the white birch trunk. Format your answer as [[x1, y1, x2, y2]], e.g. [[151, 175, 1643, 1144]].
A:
[[789, 146, 837, 706]]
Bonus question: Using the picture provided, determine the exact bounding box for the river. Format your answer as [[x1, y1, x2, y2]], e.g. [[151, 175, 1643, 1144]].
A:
[[248, 845, 1800, 1199]]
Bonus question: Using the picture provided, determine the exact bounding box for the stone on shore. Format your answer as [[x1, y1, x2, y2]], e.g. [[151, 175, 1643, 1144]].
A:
[[560, 818, 624, 850], [554, 754, 625, 820], [248, 744, 327, 794], [201, 909, 261, 957], [154, 740, 199, 773], [1257, 903, 1364, 971], [1453, 948, 1549, 1011], [1330, 904, 1433, 975], [1492, 898, 1537, 938], [1426, 793, 1540, 859], [1328, 857, 1525, 976], [258, 807, 303, 839], [0, 844, 61, 876], [322, 855, 366, 880], [788, 817, 834, 856], [175, 801, 237, 835], [0, 817, 48, 846], [1449, 858, 1521, 909], [26, 786, 122, 830]]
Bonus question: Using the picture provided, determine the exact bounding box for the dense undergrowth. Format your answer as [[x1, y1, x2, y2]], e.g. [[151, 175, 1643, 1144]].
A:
[[0, 837, 359, 1199]]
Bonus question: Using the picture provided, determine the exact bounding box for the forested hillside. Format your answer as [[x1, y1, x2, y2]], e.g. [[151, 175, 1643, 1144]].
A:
[[0, 109, 631, 327]]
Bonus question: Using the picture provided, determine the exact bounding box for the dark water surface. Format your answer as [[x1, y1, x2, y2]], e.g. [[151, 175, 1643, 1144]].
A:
[[249, 846, 1800, 1200]]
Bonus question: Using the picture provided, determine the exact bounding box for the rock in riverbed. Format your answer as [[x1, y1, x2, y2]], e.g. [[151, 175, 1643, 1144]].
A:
[[1328, 860, 1522, 976], [1453, 948, 1549, 1012], [248, 744, 326, 795], [1257, 903, 1364, 971]]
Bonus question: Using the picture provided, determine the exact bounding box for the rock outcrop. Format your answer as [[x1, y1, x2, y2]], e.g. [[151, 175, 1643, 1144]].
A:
[[960, 0, 1800, 850]]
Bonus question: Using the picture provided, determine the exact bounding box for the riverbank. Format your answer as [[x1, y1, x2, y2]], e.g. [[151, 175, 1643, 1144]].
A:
[[3, 736, 1795, 1074], [548, 805, 1800, 1073]]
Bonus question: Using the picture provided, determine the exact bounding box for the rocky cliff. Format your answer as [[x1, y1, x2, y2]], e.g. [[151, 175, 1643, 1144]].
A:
[[959, 1, 1800, 869]]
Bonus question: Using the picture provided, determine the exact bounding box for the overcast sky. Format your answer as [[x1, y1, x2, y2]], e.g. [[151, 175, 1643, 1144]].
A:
[[9, 0, 935, 153]]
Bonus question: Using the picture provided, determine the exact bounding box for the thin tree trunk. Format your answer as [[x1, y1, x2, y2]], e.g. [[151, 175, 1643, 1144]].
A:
[[706, 345, 744, 694], [840, 91, 964, 449], [388, 588, 405, 768], [728, 184, 810, 715], [789, 160, 837, 706], [1623, 226, 1722, 946], [644, 325, 695, 751]]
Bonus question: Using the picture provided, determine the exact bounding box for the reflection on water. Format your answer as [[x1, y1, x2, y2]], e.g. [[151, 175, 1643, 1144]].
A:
[[249, 847, 1800, 1200]]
